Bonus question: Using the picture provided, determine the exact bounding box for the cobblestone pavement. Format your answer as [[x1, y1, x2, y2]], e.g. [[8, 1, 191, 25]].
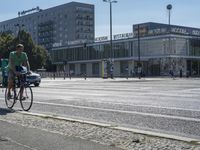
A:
[[0, 110, 200, 150]]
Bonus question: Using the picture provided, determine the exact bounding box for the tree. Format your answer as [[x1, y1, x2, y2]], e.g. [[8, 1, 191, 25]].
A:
[[18, 31, 48, 71], [45, 53, 56, 72], [0, 30, 48, 71], [0, 32, 15, 59], [31, 45, 48, 70]]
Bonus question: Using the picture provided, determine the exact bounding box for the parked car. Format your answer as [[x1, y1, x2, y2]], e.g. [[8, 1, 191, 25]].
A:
[[26, 71, 41, 87]]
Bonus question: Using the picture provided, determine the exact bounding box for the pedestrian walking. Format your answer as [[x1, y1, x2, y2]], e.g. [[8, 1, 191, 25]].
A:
[[110, 65, 114, 79], [138, 66, 142, 79], [179, 69, 183, 78], [169, 70, 175, 79], [125, 66, 129, 79]]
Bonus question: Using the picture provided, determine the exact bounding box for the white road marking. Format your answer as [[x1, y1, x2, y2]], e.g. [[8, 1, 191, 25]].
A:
[[5, 136, 41, 150], [0, 96, 200, 114]]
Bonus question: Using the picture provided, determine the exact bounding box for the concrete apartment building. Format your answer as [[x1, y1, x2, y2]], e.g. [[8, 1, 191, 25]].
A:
[[0, 2, 95, 50]]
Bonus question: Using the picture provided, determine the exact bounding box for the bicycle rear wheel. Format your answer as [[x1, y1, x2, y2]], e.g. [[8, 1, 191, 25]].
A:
[[20, 86, 33, 111], [5, 88, 16, 109]]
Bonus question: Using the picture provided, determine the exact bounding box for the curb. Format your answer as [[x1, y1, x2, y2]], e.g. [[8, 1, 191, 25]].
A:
[[18, 111, 200, 145]]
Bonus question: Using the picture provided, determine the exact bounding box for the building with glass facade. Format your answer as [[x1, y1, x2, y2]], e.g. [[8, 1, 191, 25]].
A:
[[0, 2, 94, 50], [50, 22, 200, 77]]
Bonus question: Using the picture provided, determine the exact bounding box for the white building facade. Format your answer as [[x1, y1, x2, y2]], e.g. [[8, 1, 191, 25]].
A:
[[51, 22, 200, 77]]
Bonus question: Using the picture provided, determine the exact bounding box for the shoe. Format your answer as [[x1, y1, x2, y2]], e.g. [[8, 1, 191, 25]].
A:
[[20, 96, 26, 101], [7, 93, 13, 100]]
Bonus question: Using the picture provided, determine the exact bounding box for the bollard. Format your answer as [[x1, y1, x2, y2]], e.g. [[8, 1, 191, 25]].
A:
[[53, 72, 55, 80], [84, 73, 87, 80]]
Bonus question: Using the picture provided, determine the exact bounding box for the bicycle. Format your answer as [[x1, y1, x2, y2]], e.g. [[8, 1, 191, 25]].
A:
[[5, 71, 33, 111]]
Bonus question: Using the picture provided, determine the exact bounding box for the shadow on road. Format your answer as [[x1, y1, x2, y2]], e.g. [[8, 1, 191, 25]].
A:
[[0, 108, 15, 115]]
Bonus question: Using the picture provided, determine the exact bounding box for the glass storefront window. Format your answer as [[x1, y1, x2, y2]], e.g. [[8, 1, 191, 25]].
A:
[[192, 61, 198, 75], [120, 61, 128, 74], [187, 60, 200, 76], [103, 44, 110, 59], [80, 64, 87, 74], [189, 39, 200, 56], [92, 63, 99, 75], [51, 37, 200, 64], [69, 64, 75, 75], [113, 42, 129, 58]]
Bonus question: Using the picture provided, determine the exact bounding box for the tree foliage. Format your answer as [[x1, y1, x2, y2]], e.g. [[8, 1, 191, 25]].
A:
[[31, 45, 48, 70], [0, 30, 48, 71], [0, 33, 15, 59]]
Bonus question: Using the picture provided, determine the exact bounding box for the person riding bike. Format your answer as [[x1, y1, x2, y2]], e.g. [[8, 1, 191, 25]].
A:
[[7, 44, 31, 97]]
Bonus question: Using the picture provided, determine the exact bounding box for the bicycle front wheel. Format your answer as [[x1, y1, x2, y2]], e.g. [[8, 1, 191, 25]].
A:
[[20, 86, 33, 111], [5, 88, 16, 109]]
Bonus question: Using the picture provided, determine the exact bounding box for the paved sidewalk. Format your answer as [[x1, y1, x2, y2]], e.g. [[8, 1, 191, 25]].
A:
[[0, 120, 121, 150], [0, 108, 200, 150]]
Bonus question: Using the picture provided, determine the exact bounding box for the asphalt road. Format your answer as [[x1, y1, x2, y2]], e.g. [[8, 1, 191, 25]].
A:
[[1, 77, 200, 139]]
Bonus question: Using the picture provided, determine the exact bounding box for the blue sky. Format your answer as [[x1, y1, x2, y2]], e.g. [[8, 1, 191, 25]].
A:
[[0, 0, 199, 37]]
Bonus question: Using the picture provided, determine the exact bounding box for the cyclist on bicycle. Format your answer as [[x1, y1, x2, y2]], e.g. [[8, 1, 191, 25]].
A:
[[7, 44, 31, 97]]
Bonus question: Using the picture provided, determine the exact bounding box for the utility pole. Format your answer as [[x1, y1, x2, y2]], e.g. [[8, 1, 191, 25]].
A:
[[137, 24, 141, 79], [103, 0, 117, 79]]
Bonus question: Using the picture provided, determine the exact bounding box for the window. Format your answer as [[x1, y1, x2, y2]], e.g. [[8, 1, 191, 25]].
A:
[[189, 39, 200, 56], [120, 61, 128, 74], [92, 63, 99, 75], [80, 64, 87, 74]]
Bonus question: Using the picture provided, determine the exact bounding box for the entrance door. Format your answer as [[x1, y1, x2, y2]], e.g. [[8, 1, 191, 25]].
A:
[[69, 64, 75, 75], [187, 60, 192, 76], [187, 60, 200, 76], [92, 63, 99, 76], [192, 61, 198, 76], [80, 64, 87, 75], [151, 64, 160, 76]]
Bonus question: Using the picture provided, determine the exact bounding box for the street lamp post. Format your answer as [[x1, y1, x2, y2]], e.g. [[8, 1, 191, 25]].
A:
[[167, 4, 172, 51], [167, 4, 173, 75], [167, 4, 172, 26], [137, 24, 141, 79], [103, 0, 117, 78], [137, 24, 141, 66]]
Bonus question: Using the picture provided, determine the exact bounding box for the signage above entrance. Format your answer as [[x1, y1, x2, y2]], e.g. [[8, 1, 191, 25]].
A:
[[133, 22, 200, 37]]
